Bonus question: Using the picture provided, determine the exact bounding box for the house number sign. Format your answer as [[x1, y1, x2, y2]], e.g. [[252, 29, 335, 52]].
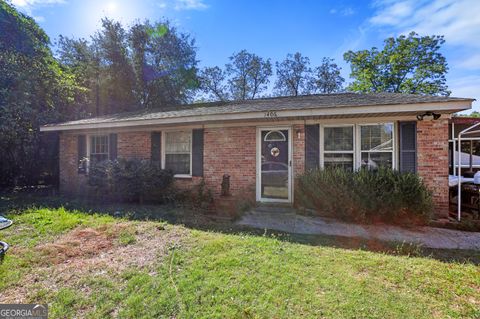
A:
[[264, 111, 278, 119]]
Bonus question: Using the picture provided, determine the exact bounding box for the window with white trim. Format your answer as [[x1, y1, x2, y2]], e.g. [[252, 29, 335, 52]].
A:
[[360, 123, 394, 170], [322, 125, 354, 171], [164, 131, 191, 175], [320, 123, 395, 171], [89, 135, 109, 164]]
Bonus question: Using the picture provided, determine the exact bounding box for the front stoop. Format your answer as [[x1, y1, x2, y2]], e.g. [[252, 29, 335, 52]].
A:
[[253, 203, 297, 215]]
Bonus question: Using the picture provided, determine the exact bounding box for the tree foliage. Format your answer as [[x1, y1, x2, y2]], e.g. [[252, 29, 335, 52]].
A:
[[274, 52, 313, 97], [199, 50, 271, 101], [0, 1, 77, 186], [312, 57, 344, 93], [57, 36, 100, 118], [226, 50, 272, 100], [128, 20, 198, 109], [198, 66, 229, 101], [344, 32, 449, 96], [94, 18, 137, 114], [57, 18, 198, 115]]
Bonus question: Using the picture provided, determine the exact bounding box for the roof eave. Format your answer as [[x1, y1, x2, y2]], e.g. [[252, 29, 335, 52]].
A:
[[40, 100, 472, 132]]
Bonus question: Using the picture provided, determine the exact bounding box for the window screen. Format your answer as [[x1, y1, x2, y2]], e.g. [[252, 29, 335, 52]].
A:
[[165, 131, 191, 175]]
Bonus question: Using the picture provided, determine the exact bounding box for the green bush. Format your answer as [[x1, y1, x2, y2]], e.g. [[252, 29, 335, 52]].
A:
[[88, 158, 174, 203], [173, 178, 215, 211], [296, 168, 433, 224]]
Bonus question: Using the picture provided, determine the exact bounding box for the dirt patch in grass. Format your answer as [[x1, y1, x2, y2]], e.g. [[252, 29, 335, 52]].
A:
[[36, 226, 116, 265], [1, 221, 188, 304]]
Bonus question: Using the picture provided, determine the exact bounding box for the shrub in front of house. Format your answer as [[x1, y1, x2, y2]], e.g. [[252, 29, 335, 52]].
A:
[[296, 168, 433, 224], [88, 158, 174, 203]]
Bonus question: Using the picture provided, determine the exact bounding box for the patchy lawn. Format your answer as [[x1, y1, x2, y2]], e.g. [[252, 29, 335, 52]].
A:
[[0, 207, 479, 318]]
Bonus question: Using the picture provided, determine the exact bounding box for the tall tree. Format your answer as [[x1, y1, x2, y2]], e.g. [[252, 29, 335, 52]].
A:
[[57, 36, 99, 117], [344, 32, 450, 96], [226, 50, 272, 100], [274, 52, 312, 96], [58, 19, 199, 114], [0, 1, 76, 186], [312, 57, 344, 93], [129, 20, 198, 109], [198, 66, 229, 101], [93, 18, 136, 114]]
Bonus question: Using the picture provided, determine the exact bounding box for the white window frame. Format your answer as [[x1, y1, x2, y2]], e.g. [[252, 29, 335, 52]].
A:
[[161, 129, 193, 178], [357, 123, 396, 170], [86, 134, 110, 173], [319, 122, 397, 170], [320, 124, 355, 170]]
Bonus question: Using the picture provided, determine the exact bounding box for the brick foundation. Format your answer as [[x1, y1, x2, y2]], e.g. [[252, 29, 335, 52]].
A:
[[416, 118, 450, 218]]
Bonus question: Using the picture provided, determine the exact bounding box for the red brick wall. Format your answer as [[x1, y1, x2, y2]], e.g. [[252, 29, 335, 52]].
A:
[[203, 126, 257, 201], [59, 133, 87, 195], [59, 125, 308, 203], [416, 118, 449, 218], [59, 122, 450, 219], [117, 132, 150, 159]]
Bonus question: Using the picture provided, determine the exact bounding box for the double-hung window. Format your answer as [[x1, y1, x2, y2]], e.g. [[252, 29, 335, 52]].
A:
[[322, 125, 354, 171], [359, 123, 394, 170], [89, 135, 109, 164], [320, 123, 395, 171], [164, 131, 192, 176]]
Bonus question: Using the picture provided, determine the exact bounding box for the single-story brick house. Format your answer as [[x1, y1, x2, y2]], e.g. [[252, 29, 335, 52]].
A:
[[41, 93, 474, 218]]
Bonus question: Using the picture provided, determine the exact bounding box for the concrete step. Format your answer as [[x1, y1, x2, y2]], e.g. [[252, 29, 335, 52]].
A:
[[253, 203, 296, 214]]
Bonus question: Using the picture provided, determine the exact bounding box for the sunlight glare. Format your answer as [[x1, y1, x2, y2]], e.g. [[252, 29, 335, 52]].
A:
[[105, 1, 117, 14]]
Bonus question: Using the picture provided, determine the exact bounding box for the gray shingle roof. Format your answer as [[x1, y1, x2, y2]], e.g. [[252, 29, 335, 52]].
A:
[[43, 92, 474, 129]]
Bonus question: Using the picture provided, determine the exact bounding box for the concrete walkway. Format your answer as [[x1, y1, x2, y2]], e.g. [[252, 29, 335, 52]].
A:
[[237, 208, 480, 250]]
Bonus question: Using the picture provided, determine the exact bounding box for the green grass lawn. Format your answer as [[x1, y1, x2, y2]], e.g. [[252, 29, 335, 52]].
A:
[[0, 207, 479, 318]]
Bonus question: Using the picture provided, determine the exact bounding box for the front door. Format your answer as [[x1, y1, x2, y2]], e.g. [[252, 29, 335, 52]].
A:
[[257, 128, 291, 202]]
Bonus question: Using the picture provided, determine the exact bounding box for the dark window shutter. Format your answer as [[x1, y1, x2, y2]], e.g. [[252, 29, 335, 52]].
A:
[[305, 124, 320, 171], [151, 132, 161, 165], [109, 133, 117, 160], [399, 122, 417, 173], [77, 135, 87, 174], [192, 129, 204, 176]]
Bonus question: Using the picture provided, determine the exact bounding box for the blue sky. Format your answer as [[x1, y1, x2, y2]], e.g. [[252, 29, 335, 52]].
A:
[[10, 0, 480, 110]]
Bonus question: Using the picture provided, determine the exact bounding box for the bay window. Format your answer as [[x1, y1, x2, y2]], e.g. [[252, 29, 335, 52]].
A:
[[164, 131, 192, 176]]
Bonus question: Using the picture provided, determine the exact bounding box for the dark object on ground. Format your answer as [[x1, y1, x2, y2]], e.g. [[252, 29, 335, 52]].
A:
[[0, 216, 12, 262], [0, 241, 9, 262], [0, 216, 12, 230]]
